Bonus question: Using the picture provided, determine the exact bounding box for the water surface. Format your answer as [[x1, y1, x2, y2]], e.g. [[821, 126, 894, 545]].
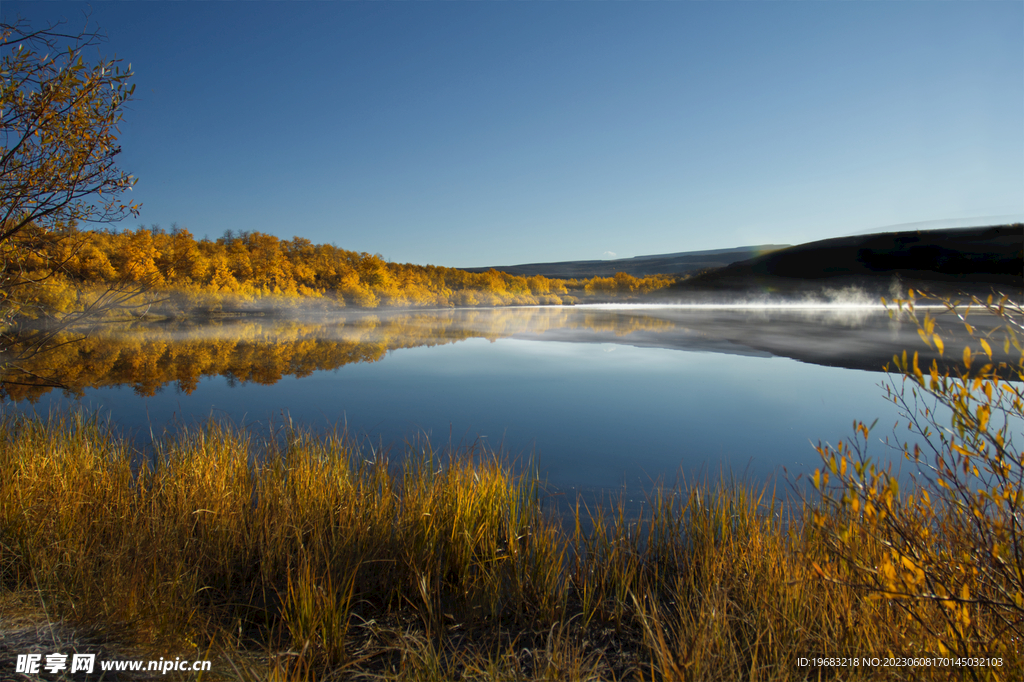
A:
[[4, 303, 1003, 492]]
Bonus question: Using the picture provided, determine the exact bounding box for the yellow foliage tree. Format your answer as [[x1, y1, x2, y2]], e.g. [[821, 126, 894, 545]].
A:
[[1, 17, 142, 377]]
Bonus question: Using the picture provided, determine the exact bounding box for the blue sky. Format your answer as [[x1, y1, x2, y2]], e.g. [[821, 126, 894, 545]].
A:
[[4, 2, 1022, 268]]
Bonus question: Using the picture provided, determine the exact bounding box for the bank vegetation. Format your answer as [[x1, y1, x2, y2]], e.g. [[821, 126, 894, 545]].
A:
[[5, 223, 676, 321]]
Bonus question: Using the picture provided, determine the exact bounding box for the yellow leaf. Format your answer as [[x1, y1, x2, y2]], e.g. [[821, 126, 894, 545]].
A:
[[977, 404, 990, 431]]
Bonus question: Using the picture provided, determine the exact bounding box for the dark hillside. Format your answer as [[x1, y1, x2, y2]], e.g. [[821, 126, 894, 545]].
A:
[[666, 224, 1023, 298], [461, 244, 789, 279]]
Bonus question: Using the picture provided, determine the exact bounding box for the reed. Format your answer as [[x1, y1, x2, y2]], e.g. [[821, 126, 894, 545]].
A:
[[0, 412, 1017, 680]]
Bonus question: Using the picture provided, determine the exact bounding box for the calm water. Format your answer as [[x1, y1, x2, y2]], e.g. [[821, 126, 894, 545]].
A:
[[4, 303, 1003, 493]]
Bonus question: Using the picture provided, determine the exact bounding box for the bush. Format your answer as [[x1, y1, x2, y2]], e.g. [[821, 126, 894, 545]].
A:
[[812, 290, 1024, 666]]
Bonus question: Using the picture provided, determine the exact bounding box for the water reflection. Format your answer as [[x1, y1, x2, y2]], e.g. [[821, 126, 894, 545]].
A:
[[2, 308, 682, 400], [2, 304, 1000, 401], [1, 304, 1006, 490]]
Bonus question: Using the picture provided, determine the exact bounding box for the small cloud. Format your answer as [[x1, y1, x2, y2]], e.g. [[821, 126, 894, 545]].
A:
[[602, 251, 617, 258]]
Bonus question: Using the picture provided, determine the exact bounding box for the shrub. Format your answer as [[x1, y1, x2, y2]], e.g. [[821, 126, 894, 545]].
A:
[[812, 290, 1024, 667]]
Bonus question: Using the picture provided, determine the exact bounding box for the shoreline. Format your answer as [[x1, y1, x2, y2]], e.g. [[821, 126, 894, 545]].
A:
[[2, 411, 1019, 680]]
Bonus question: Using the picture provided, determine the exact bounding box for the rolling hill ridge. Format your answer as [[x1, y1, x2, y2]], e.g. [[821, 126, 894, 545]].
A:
[[665, 224, 1022, 298], [460, 245, 789, 279]]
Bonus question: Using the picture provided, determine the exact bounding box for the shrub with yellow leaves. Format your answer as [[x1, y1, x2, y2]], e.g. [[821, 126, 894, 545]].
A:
[[812, 290, 1023, 666]]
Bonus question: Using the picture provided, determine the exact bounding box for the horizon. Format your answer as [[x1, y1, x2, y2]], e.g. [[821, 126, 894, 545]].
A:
[[468, 217, 1023, 270], [3, 2, 1022, 269]]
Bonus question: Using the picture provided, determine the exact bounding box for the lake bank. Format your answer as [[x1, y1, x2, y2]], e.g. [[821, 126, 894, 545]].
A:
[[3, 412, 1018, 680]]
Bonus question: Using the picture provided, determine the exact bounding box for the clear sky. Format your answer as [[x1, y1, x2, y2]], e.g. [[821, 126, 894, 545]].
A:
[[4, 1, 1022, 268]]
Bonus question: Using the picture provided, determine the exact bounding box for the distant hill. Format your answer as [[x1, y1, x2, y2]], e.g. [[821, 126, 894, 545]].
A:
[[461, 245, 789, 279], [665, 224, 1023, 298]]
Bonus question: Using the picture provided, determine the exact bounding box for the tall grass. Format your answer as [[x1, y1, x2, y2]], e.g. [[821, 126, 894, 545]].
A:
[[0, 412, 1017, 680]]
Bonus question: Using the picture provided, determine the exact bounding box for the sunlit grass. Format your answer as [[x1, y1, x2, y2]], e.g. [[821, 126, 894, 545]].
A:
[[1, 412, 1017, 680]]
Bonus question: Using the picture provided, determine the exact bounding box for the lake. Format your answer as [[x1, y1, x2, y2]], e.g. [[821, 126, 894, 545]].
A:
[[2, 302, 1005, 496]]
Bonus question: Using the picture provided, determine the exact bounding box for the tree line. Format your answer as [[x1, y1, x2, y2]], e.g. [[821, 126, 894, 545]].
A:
[[6, 223, 677, 318]]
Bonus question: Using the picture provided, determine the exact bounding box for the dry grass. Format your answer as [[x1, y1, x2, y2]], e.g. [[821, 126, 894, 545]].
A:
[[0, 412, 1017, 680]]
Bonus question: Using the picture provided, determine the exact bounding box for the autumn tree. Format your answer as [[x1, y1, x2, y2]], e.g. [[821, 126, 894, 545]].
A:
[[1, 15, 140, 377]]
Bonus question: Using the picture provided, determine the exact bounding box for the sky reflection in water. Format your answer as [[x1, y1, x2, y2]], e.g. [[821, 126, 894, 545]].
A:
[[4, 304, 964, 492]]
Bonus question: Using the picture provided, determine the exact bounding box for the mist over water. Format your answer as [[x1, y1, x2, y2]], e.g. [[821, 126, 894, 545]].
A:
[[3, 302, 1012, 497]]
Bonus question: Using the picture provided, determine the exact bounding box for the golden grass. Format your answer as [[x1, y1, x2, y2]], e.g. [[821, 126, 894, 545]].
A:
[[0, 412, 1017, 680]]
